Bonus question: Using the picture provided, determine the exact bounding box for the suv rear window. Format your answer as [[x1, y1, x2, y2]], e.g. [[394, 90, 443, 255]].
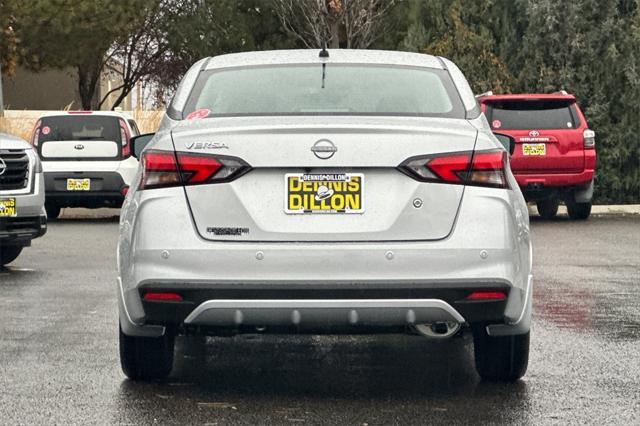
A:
[[39, 115, 122, 143], [487, 100, 579, 130]]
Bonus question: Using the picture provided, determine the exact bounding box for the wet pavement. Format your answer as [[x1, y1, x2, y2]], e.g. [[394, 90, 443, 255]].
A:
[[0, 211, 639, 424]]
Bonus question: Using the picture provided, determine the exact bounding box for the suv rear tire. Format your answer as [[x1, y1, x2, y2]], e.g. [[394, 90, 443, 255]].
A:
[[119, 325, 174, 381], [566, 200, 591, 220], [45, 203, 61, 220], [0, 246, 23, 266], [536, 199, 559, 219], [472, 324, 529, 382]]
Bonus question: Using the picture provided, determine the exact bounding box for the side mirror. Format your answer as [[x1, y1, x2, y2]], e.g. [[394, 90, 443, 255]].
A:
[[492, 133, 515, 156], [131, 133, 155, 159]]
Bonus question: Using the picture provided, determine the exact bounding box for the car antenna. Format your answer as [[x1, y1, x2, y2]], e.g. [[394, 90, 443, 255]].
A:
[[320, 40, 328, 89], [319, 39, 329, 58]]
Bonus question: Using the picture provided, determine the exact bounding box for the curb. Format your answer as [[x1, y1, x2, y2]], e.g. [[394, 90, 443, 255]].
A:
[[529, 204, 640, 216]]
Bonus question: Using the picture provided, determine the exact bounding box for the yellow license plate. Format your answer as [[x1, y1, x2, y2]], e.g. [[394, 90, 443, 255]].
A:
[[522, 143, 546, 156], [285, 173, 364, 214], [0, 198, 17, 217], [66, 178, 91, 191]]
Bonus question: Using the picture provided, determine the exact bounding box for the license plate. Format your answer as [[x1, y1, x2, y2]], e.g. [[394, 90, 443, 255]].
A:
[[66, 178, 91, 191], [285, 173, 364, 214], [0, 198, 17, 217], [522, 143, 546, 156]]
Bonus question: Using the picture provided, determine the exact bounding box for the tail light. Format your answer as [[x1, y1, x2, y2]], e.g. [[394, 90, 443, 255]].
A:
[[119, 119, 131, 158], [139, 150, 250, 190], [583, 129, 595, 149], [466, 291, 507, 301], [30, 120, 42, 147], [399, 150, 508, 188], [143, 292, 183, 302]]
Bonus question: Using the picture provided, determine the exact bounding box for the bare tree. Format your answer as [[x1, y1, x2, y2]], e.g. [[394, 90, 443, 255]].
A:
[[274, 0, 395, 49], [98, 0, 174, 110]]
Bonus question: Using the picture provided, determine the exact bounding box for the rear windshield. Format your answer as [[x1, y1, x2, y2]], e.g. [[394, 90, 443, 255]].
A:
[[39, 115, 122, 143], [487, 100, 578, 130], [183, 65, 466, 118]]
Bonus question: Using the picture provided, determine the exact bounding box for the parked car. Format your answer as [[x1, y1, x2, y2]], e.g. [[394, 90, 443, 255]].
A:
[[118, 49, 533, 382], [0, 133, 47, 266], [477, 92, 596, 220], [30, 111, 140, 218]]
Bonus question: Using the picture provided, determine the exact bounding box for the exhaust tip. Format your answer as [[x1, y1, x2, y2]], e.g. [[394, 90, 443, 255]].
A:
[[415, 321, 461, 339]]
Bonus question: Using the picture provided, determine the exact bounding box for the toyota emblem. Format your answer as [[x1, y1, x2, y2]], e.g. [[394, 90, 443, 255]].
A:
[[529, 130, 540, 137]]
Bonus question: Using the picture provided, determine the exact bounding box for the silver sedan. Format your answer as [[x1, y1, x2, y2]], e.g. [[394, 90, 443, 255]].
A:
[[117, 49, 533, 382]]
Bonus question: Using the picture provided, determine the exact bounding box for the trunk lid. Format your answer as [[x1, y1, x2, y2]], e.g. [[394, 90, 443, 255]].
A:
[[172, 116, 478, 242]]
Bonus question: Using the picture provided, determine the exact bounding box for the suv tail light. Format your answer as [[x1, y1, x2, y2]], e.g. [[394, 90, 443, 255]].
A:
[[399, 150, 508, 188], [30, 120, 42, 147], [119, 119, 131, 158], [583, 129, 595, 149], [139, 150, 250, 190]]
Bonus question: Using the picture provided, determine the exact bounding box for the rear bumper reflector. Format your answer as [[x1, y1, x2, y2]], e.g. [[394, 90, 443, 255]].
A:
[[466, 291, 507, 301], [143, 292, 183, 302]]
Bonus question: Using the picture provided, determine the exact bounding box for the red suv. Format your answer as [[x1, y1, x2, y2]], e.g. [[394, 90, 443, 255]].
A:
[[478, 92, 596, 220]]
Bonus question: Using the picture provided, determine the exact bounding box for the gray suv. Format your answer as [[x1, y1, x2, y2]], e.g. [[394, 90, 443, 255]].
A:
[[118, 50, 533, 383], [0, 133, 47, 266]]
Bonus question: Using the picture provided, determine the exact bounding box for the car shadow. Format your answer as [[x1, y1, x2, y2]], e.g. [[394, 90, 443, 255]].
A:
[[529, 215, 572, 223], [173, 334, 477, 398], [115, 334, 530, 423], [50, 207, 121, 223], [50, 216, 120, 224]]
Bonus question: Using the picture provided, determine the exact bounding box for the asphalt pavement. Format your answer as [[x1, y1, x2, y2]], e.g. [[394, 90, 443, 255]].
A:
[[0, 210, 639, 425]]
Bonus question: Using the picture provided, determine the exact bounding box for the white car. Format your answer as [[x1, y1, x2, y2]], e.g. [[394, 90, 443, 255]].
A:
[[118, 49, 533, 382], [0, 133, 47, 265], [30, 111, 140, 218]]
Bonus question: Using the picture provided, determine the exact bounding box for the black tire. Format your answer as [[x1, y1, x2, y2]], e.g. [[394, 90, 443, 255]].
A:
[[119, 325, 174, 381], [45, 203, 61, 219], [0, 246, 23, 266], [566, 200, 591, 220], [536, 198, 559, 219], [472, 324, 529, 382]]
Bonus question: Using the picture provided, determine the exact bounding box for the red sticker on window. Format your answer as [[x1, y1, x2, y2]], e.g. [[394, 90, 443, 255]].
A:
[[492, 120, 502, 129], [186, 109, 210, 121], [41, 126, 51, 135]]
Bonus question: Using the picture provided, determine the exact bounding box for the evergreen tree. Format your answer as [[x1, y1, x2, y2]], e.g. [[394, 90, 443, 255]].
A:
[[514, 0, 640, 203]]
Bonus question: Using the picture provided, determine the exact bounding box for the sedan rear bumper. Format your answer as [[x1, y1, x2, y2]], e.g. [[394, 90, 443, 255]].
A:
[[120, 280, 516, 337]]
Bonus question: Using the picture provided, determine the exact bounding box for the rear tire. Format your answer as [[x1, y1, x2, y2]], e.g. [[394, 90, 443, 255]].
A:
[[566, 200, 591, 220], [536, 198, 559, 219], [472, 324, 529, 382], [45, 203, 61, 220], [0, 246, 23, 266], [119, 325, 174, 381]]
